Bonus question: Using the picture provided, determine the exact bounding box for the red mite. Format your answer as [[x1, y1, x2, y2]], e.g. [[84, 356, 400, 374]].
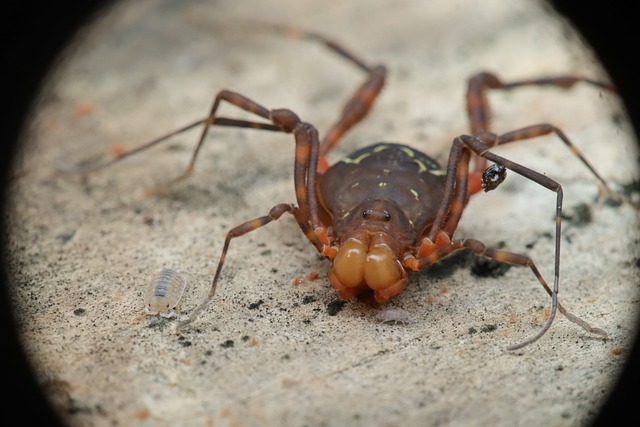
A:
[[66, 24, 637, 349]]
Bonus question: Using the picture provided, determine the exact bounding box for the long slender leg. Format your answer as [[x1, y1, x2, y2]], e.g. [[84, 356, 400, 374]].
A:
[[423, 140, 471, 245], [471, 127, 638, 208], [411, 140, 472, 260], [442, 147, 470, 237], [467, 72, 615, 135], [425, 124, 599, 251], [55, 117, 282, 173], [137, 92, 340, 330], [412, 133, 607, 349], [62, 24, 386, 208], [319, 65, 386, 160], [250, 23, 387, 162], [60, 24, 385, 176], [169, 91, 285, 184], [464, 134, 565, 346], [176, 203, 317, 331], [57, 89, 332, 233], [465, 72, 618, 186], [122, 91, 327, 253], [464, 134, 617, 347], [412, 237, 607, 350], [68, 88, 337, 330]]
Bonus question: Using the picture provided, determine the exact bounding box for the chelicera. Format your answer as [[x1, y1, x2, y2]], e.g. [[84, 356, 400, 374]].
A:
[[68, 24, 638, 349]]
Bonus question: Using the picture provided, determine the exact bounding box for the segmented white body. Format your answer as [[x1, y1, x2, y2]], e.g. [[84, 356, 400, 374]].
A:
[[375, 307, 414, 324], [144, 268, 186, 318]]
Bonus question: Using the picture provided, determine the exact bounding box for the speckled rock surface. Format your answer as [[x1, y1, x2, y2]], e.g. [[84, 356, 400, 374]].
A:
[[6, 1, 639, 426]]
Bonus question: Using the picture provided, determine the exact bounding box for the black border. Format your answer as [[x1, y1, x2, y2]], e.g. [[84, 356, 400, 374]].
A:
[[1, 1, 637, 426], [550, 1, 639, 426], [1, 2, 113, 426]]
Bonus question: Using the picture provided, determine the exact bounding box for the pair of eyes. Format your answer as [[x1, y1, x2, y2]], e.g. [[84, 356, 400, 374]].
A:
[[362, 209, 391, 222]]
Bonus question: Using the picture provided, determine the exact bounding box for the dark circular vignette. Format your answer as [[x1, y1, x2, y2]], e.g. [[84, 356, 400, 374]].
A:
[[1, 2, 115, 426], [0, 1, 637, 426], [548, 2, 640, 426]]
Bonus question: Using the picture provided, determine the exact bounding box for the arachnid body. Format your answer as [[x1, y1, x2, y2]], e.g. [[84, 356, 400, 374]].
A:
[[67, 24, 638, 349]]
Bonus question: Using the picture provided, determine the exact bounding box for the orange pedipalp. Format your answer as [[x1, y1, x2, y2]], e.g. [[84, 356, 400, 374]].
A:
[[317, 156, 330, 174], [417, 230, 451, 258], [467, 170, 484, 195]]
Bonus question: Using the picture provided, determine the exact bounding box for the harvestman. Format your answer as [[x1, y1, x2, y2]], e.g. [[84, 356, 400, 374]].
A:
[[61, 24, 638, 349]]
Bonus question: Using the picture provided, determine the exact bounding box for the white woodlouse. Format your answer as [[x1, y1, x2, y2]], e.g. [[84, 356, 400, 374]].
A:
[[144, 268, 187, 318], [375, 307, 414, 325]]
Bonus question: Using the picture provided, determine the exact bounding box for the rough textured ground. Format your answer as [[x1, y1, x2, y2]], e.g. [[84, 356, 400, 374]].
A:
[[6, 0, 640, 426]]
